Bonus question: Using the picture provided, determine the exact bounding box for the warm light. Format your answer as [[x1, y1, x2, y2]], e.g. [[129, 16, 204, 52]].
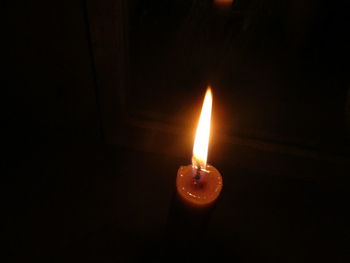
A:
[[213, 0, 234, 6], [192, 87, 213, 169]]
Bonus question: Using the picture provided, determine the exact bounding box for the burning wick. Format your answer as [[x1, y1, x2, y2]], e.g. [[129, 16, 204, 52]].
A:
[[192, 164, 210, 181], [194, 166, 201, 181]]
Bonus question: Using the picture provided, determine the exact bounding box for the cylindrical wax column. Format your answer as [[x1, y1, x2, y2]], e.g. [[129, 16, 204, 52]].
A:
[[165, 165, 223, 239], [176, 164, 223, 209]]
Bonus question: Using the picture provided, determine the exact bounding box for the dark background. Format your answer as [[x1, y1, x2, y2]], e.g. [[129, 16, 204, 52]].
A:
[[5, 0, 350, 262]]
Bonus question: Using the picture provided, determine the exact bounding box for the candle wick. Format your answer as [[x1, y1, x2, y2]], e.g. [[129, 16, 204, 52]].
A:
[[194, 166, 201, 180]]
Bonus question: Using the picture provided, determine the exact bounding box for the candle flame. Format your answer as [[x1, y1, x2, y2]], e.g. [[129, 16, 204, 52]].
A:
[[192, 87, 213, 169]]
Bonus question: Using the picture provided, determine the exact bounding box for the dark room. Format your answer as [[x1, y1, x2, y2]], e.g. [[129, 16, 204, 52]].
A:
[[5, 0, 350, 262]]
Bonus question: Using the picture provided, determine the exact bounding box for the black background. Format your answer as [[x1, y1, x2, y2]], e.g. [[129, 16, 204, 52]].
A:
[[5, 0, 350, 262]]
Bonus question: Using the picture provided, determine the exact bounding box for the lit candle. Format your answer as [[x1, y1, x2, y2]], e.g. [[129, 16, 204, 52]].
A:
[[176, 87, 223, 209]]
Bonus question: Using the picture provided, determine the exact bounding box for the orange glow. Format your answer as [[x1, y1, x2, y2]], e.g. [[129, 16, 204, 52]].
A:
[[192, 87, 213, 169], [213, 0, 234, 6]]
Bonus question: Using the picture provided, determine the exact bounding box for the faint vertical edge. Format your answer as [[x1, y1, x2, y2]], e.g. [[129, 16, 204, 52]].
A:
[[84, 0, 129, 144], [82, 0, 105, 142]]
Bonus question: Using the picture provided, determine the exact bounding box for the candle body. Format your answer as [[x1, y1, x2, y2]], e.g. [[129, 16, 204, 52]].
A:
[[176, 164, 223, 209], [164, 165, 222, 256]]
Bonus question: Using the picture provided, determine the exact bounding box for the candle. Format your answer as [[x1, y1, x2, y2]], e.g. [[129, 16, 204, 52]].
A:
[[164, 88, 223, 252], [176, 87, 223, 209]]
